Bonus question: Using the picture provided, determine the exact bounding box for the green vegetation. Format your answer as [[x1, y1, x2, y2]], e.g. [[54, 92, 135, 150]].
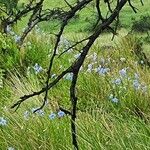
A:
[[0, 0, 150, 150]]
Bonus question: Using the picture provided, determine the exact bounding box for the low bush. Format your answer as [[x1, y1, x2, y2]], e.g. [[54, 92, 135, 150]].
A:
[[131, 15, 150, 32]]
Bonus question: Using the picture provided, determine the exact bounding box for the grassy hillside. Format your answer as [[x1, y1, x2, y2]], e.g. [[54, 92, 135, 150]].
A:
[[0, 0, 150, 150], [40, 0, 150, 32]]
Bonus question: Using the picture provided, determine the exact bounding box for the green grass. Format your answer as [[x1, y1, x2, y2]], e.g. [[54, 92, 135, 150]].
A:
[[1, 31, 150, 149], [0, 0, 150, 149], [16, 0, 150, 33], [39, 0, 150, 32]]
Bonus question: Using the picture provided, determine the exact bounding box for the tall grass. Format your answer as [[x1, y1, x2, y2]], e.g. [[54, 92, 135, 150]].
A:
[[0, 30, 150, 149]]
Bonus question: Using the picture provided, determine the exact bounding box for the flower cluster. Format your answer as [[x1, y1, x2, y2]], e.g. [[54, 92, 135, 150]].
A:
[[6, 25, 21, 43], [24, 111, 30, 120], [87, 64, 93, 72], [109, 94, 119, 103], [95, 66, 110, 75], [23, 109, 65, 120], [132, 73, 147, 92], [49, 110, 65, 120], [59, 36, 72, 53], [64, 73, 73, 81], [112, 78, 122, 85], [33, 63, 43, 74], [23, 108, 45, 120], [31, 108, 45, 116], [119, 68, 127, 77], [0, 117, 7, 126]]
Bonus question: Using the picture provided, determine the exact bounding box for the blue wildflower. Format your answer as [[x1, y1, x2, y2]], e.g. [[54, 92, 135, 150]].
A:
[[97, 66, 110, 75], [37, 110, 45, 116], [0, 117, 7, 126], [87, 64, 93, 72], [14, 35, 21, 43], [112, 78, 121, 85], [109, 94, 119, 103], [33, 63, 43, 74], [119, 68, 127, 77], [133, 79, 140, 90], [49, 113, 56, 120], [24, 111, 30, 120], [111, 97, 119, 103], [64, 73, 73, 81], [6, 25, 11, 33], [134, 73, 139, 79], [92, 52, 97, 61], [31, 108, 45, 116], [58, 110, 65, 118]]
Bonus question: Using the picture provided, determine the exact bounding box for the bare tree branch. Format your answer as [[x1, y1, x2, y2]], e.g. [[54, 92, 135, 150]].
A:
[[34, 0, 93, 113], [10, 0, 143, 149], [128, 0, 138, 13], [64, 0, 73, 9], [58, 36, 90, 58]]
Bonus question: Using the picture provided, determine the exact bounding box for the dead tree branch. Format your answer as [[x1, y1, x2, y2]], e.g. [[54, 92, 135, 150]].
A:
[[34, 0, 93, 114], [11, 0, 143, 149]]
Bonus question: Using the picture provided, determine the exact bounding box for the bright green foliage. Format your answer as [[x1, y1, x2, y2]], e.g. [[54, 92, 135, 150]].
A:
[[0, 31, 150, 149], [0, 0, 19, 16], [0, 0, 150, 149], [0, 32, 20, 71], [132, 15, 150, 32]]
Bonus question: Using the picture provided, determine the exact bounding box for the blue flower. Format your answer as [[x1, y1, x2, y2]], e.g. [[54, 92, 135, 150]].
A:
[[49, 113, 56, 120], [119, 68, 127, 77], [31, 108, 45, 116], [37, 110, 45, 116], [87, 64, 93, 72], [6, 25, 11, 33], [112, 78, 121, 85], [133, 79, 140, 90], [111, 97, 119, 103], [14, 35, 21, 43], [109, 95, 119, 103], [92, 52, 97, 61], [33, 63, 43, 74], [64, 73, 73, 81], [58, 110, 65, 118], [24, 111, 30, 120], [0, 117, 7, 126], [96, 66, 110, 75], [134, 73, 139, 79]]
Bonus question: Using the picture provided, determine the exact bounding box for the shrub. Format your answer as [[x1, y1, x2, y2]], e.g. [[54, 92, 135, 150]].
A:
[[0, 33, 21, 72], [131, 15, 150, 32]]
